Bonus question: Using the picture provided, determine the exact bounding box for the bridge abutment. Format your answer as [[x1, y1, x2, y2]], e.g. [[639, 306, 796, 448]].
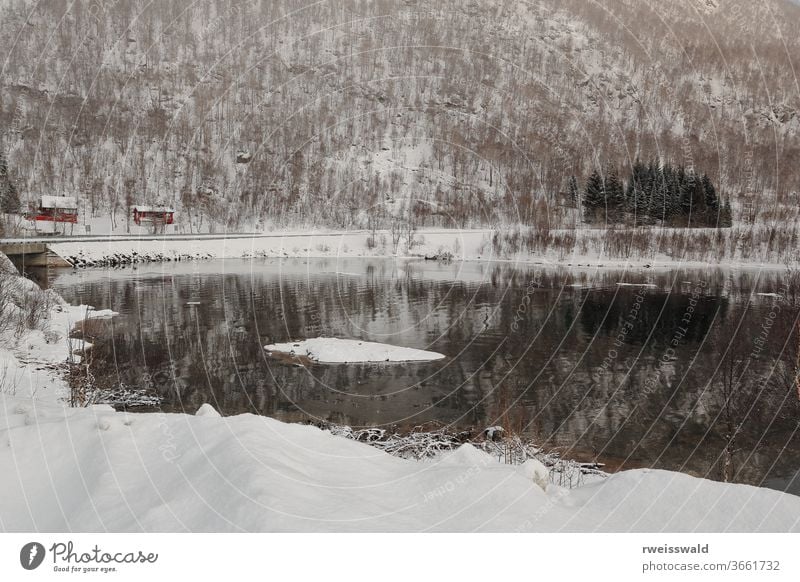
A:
[[0, 242, 72, 270]]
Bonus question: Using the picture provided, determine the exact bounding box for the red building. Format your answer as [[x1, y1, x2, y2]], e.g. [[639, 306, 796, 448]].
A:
[[132, 205, 175, 233], [28, 196, 79, 223], [132, 205, 175, 226]]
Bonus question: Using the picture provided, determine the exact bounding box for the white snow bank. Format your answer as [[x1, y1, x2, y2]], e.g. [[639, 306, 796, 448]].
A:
[[519, 458, 550, 492], [0, 301, 93, 402], [264, 337, 445, 363], [195, 403, 221, 418], [0, 270, 100, 402], [0, 350, 67, 401], [1, 397, 798, 532]]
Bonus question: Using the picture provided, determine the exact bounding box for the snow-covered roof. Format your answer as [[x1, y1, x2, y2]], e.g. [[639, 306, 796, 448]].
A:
[[132, 205, 175, 213], [40, 195, 77, 209]]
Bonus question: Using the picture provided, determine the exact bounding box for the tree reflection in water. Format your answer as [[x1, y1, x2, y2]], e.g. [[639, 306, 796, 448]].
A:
[[52, 259, 800, 493]]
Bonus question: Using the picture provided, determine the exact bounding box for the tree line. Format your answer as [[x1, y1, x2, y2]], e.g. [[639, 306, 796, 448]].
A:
[[575, 160, 732, 228]]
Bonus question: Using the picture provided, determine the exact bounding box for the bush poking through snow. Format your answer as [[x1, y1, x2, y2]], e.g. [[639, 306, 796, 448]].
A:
[[0, 266, 57, 339], [60, 305, 161, 408], [326, 424, 467, 459], [318, 421, 606, 489], [67, 363, 162, 408]]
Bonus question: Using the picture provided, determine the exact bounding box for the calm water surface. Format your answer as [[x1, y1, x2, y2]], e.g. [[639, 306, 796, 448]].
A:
[[49, 258, 800, 493]]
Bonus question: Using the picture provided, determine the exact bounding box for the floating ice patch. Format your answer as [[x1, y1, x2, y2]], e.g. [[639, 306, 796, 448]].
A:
[[85, 308, 119, 319], [264, 337, 445, 363]]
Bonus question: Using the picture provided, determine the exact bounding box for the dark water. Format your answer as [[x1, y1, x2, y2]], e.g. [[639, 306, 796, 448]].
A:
[[50, 258, 800, 493]]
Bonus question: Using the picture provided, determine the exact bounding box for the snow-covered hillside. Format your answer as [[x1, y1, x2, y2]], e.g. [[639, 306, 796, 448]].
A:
[[1, 0, 799, 232]]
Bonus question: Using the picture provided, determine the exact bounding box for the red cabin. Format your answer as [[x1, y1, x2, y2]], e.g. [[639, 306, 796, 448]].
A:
[[29, 196, 79, 223], [132, 205, 175, 226], [132, 205, 175, 234]]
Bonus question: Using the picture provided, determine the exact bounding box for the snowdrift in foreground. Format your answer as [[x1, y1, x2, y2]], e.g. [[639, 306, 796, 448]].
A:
[[264, 337, 445, 363], [1, 398, 798, 533]]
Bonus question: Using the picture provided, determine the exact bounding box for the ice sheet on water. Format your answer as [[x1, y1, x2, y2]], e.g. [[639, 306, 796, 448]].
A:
[[264, 337, 445, 363]]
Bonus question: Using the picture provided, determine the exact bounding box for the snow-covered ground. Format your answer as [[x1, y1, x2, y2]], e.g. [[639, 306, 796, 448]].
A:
[[45, 226, 800, 271], [264, 337, 446, 363], [1, 397, 799, 532], [0, 258, 97, 403], [48, 229, 493, 267]]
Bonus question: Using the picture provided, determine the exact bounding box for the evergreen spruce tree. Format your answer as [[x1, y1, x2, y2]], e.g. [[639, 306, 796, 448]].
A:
[[568, 175, 580, 208], [620, 160, 727, 228], [648, 165, 669, 223], [603, 164, 624, 222], [665, 164, 682, 221], [679, 168, 695, 219], [691, 175, 707, 224], [644, 160, 658, 222], [701, 174, 719, 224], [720, 195, 733, 227], [626, 160, 648, 224], [625, 164, 638, 214], [583, 169, 604, 222], [701, 174, 718, 206]]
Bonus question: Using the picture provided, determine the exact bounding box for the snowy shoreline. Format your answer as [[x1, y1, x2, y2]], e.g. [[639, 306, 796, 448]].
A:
[[43, 227, 800, 271], [0, 256, 101, 404]]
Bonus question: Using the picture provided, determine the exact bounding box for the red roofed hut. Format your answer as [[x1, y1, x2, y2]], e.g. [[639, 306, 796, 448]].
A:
[[132, 205, 175, 233], [30, 196, 79, 223], [25, 196, 79, 234]]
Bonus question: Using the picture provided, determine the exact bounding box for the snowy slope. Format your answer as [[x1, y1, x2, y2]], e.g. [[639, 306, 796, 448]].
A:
[[1, 398, 798, 532], [3, 0, 799, 232]]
